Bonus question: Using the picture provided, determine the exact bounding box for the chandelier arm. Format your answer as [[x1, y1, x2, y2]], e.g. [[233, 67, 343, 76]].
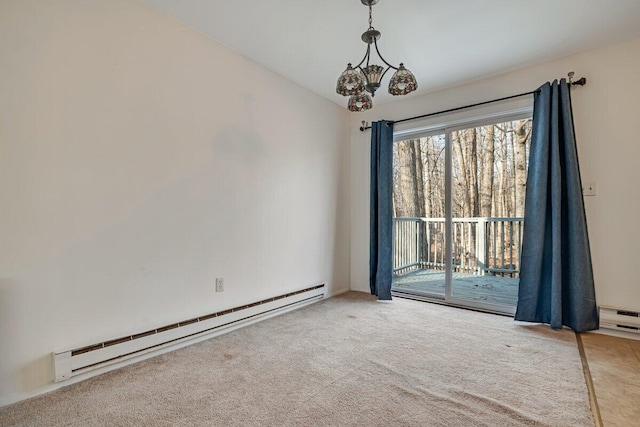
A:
[[366, 44, 371, 67], [354, 45, 371, 69], [373, 39, 399, 70]]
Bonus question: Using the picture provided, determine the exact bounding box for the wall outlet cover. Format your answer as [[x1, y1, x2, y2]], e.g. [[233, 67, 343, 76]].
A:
[[583, 182, 596, 196]]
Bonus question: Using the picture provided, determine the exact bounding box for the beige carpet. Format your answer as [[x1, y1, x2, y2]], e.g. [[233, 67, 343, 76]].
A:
[[0, 292, 593, 426]]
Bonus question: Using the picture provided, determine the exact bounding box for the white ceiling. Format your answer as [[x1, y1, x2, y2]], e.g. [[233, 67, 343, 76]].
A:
[[142, 0, 640, 108]]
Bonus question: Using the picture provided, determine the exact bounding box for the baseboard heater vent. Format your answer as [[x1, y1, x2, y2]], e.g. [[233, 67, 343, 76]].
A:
[[599, 305, 640, 335], [54, 284, 325, 382]]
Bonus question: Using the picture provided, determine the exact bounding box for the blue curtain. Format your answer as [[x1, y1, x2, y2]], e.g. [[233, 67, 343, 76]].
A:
[[515, 79, 599, 332], [370, 120, 394, 300]]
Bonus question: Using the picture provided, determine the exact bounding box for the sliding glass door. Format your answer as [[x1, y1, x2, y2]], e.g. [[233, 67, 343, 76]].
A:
[[392, 133, 447, 299], [391, 114, 532, 314]]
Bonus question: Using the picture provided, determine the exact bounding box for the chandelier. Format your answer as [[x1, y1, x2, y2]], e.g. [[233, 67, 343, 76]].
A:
[[336, 0, 417, 112]]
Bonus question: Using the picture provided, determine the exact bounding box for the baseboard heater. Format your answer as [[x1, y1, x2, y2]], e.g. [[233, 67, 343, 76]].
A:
[[599, 305, 640, 334], [54, 284, 325, 382]]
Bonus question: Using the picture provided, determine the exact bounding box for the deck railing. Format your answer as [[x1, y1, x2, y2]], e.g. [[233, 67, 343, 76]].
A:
[[393, 217, 524, 277]]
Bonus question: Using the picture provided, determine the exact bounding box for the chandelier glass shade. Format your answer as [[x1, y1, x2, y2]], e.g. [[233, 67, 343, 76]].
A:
[[336, 0, 417, 111], [388, 63, 418, 96], [347, 93, 374, 112], [336, 63, 365, 96]]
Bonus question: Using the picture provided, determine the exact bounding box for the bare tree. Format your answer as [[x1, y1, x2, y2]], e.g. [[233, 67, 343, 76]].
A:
[[394, 139, 425, 217], [411, 140, 426, 217], [393, 120, 530, 221], [514, 119, 531, 217], [479, 125, 495, 217]]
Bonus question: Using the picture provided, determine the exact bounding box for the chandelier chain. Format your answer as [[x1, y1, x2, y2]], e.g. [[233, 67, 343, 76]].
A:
[[368, 5, 373, 29]]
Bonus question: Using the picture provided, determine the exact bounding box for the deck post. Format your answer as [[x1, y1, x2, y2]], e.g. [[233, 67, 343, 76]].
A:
[[476, 218, 487, 276], [416, 220, 422, 270]]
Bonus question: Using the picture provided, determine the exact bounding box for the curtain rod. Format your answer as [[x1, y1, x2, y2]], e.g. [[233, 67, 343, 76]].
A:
[[359, 73, 587, 131]]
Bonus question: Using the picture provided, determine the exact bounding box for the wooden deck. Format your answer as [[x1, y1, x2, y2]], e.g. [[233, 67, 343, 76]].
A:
[[392, 269, 519, 307]]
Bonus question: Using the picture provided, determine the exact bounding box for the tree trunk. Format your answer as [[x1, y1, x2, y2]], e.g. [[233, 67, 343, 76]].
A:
[[422, 138, 432, 218], [468, 128, 479, 218], [411, 139, 426, 217], [453, 131, 469, 217], [479, 125, 495, 217], [394, 139, 420, 217], [515, 120, 529, 217]]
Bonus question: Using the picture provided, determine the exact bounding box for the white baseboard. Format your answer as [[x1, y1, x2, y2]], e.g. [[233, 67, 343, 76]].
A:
[[0, 288, 328, 408]]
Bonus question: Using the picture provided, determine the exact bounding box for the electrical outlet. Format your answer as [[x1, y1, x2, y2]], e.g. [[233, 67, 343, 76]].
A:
[[215, 277, 224, 292], [582, 182, 596, 196]]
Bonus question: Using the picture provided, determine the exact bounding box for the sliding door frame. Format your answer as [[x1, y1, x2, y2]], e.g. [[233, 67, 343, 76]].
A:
[[392, 108, 533, 315]]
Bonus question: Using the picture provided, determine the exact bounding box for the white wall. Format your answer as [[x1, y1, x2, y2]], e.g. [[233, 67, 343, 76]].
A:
[[0, 0, 351, 404], [350, 37, 640, 313]]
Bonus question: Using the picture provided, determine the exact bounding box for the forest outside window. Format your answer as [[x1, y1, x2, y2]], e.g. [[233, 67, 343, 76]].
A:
[[391, 113, 532, 314]]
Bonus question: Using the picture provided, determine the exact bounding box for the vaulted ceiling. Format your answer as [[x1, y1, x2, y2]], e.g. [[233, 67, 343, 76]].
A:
[[142, 0, 640, 107]]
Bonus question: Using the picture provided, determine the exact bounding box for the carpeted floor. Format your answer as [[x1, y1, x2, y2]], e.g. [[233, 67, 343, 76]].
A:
[[0, 292, 593, 426]]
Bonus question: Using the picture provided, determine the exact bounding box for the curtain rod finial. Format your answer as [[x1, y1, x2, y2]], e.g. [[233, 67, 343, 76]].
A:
[[573, 77, 587, 86], [568, 71, 586, 86], [360, 121, 369, 132]]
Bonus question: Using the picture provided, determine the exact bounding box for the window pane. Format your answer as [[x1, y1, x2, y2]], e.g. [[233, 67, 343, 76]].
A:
[[392, 134, 446, 298], [450, 120, 531, 307]]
